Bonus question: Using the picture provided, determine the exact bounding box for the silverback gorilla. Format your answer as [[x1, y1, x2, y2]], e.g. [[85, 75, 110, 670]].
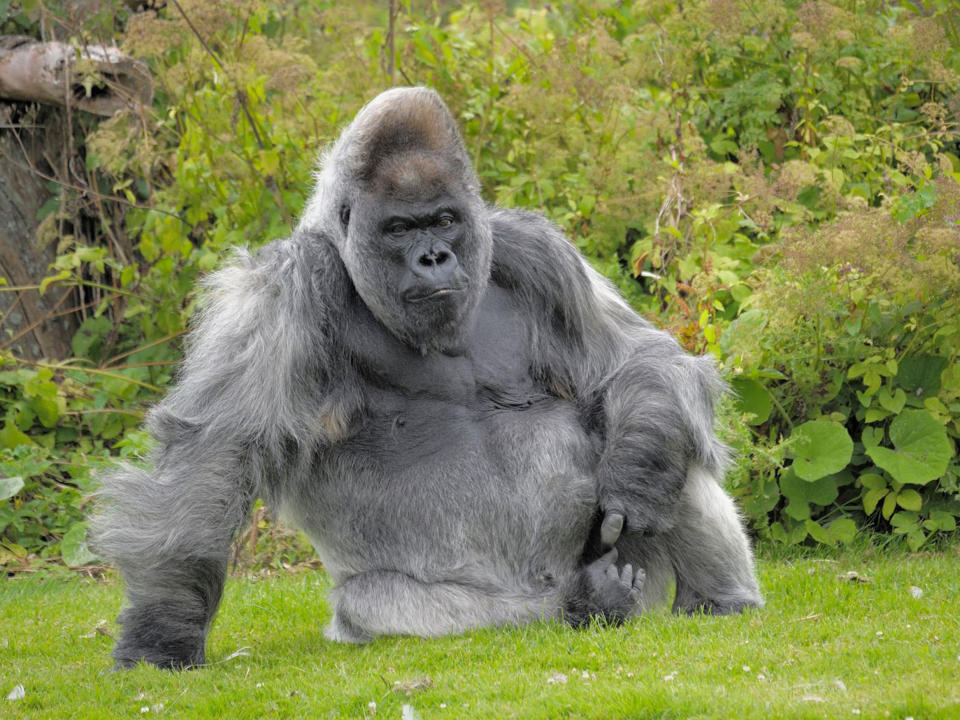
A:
[[93, 87, 762, 669]]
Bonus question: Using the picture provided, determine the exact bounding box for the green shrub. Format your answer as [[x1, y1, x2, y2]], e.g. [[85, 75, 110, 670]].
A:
[[723, 178, 960, 549], [1, 0, 958, 563]]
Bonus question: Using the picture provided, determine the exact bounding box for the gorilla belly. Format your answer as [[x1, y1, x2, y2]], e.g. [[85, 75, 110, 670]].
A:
[[292, 393, 598, 586]]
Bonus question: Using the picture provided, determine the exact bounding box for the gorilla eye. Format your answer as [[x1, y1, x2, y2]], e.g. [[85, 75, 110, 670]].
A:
[[436, 214, 455, 228], [387, 221, 410, 235]]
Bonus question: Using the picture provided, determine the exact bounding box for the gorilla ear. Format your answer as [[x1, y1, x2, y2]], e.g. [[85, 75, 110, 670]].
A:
[[339, 204, 350, 229], [350, 87, 474, 187]]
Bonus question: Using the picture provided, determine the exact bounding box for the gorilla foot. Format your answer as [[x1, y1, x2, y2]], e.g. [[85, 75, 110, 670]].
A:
[[324, 610, 374, 644], [564, 548, 645, 628]]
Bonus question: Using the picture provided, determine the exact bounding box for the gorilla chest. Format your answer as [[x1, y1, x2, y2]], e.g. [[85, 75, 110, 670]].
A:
[[336, 283, 594, 477], [300, 286, 598, 576]]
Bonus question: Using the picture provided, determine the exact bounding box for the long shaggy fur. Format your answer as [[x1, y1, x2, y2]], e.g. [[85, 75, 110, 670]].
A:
[[93, 87, 761, 669]]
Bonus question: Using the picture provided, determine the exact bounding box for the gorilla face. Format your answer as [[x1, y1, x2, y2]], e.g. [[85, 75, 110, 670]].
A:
[[341, 149, 493, 354]]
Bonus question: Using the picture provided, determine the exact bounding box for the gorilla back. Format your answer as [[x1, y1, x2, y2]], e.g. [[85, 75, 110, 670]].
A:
[[93, 87, 761, 669]]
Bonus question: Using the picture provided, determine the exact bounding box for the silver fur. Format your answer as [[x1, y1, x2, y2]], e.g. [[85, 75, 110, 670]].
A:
[[92, 87, 761, 669]]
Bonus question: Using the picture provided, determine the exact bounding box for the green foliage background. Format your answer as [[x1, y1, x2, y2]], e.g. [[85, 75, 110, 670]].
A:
[[1, 0, 958, 568]]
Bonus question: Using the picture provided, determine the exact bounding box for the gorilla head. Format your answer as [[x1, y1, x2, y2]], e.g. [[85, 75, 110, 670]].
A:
[[304, 87, 494, 354]]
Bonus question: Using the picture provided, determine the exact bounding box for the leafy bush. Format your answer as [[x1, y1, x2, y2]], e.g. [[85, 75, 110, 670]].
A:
[[723, 178, 960, 549], [1, 0, 958, 564]]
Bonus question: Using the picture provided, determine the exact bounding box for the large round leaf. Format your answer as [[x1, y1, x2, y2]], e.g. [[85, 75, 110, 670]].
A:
[[61, 523, 98, 567], [789, 421, 854, 481], [779, 466, 841, 521], [865, 409, 953, 485], [731, 377, 773, 425]]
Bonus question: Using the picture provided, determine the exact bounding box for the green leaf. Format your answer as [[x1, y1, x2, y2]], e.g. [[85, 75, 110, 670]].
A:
[[60, 523, 98, 567], [780, 467, 839, 520], [865, 407, 892, 424], [709, 136, 739, 156], [731, 377, 772, 425], [890, 510, 920, 532], [828, 518, 858, 544], [0, 475, 24, 501], [0, 423, 34, 449], [789, 421, 854, 481], [861, 428, 884, 449], [882, 491, 898, 520], [805, 519, 835, 545], [865, 410, 953, 485], [71, 316, 114, 361], [926, 511, 957, 532], [877, 387, 906, 414], [745, 478, 780, 516], [896, 489, 923, 511], [863, 487, 888, 515], [719, 309, 767, 355], [906, 529, 927, 551], [896, 356, 947, 398], [859, 472, 886, 491], [39, 269, 71, 294]]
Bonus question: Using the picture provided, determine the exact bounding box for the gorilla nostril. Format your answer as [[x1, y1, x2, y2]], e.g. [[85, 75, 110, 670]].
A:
[[418, 250, 451, 268]]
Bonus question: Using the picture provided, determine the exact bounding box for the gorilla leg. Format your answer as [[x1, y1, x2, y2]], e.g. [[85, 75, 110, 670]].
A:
[[605, 466, 761, 616], [325, 558, 646, 642], [325, 571, 560, 643], [92, 441, 254, 668], [664, 466, 762, 614]]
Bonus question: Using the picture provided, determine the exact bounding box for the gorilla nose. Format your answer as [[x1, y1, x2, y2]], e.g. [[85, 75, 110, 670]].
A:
[[412, 248, 458, 282]]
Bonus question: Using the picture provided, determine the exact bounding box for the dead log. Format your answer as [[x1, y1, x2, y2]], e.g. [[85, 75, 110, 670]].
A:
[[0, 36, 152, 116]]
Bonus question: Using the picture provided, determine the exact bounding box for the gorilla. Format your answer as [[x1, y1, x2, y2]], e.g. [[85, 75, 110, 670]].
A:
[[93, 87, 761, 669]]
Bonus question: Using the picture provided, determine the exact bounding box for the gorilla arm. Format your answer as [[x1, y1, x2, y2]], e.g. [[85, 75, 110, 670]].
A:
[[92, 235, 349, 668], [489, 209, 729, 542]]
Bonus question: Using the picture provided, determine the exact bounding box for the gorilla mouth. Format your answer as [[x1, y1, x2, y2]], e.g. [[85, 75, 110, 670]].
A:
[[404, 287, 463, 303]]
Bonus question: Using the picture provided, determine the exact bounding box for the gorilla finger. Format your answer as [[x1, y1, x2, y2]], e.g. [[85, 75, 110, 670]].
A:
[[620, 563, 633, 586], [600, 512, 625, 547], [586, 547, 618, 584], [605, 563, 620, 583], [633, 567, 646, 590], [597, 547, 618, 568]]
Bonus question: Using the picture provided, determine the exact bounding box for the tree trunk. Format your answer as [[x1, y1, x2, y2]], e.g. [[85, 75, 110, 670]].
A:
[[0, 105, 77, 360], [0, 36, 152, 360]]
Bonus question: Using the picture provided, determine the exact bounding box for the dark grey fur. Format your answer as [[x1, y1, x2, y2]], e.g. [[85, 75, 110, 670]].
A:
[[92, 87, 761, 669]]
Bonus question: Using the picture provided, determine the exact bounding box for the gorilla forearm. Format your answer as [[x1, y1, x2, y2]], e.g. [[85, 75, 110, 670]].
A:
[[490, 208, 728, 536], [93, 437, 256, 668], [594, 366, 694, 534], [112, 558, 226, 669], [594, 351, 729, 534]]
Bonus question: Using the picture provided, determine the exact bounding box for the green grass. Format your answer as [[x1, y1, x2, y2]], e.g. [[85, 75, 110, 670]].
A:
[[2, 544, 959, 719]]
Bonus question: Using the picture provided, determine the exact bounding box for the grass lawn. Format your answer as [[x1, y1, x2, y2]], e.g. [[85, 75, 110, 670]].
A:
[[2, 543, 958, 719]]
